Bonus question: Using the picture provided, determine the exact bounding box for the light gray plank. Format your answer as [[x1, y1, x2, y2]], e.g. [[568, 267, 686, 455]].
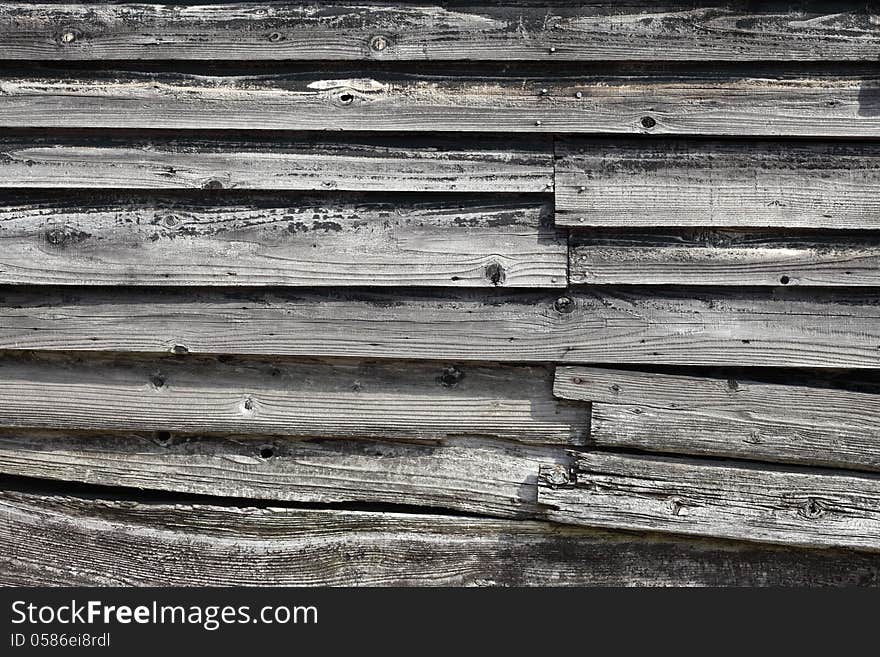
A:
[[3, 3, 878, 62], [1, 71, 878, 136], [0, 354, 589, 445], [555, 366, 880, 471], [539, 452, 880, 551], [4, 489, 880, 586], [569, 230, 880, 286], [556, 139, 880, 228], [0, 287, 876, 368], [0, 195, 564, 287]]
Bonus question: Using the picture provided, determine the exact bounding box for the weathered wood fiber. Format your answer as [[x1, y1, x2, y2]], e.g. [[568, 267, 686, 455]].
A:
[[539, 452, 880, 551], [0, 431, 571, 518], [569, 230, 880, 286], [3, 3, 878, 62], [3, 489, 880, 586], [556, 139, 880, 228], [0, 287, 876, 368], [0, 354, 589, 445], [2, 71, 879, 136], [0, 195, 564, 287], [0, 134, 553, 192], [554, 367, 880, 471]]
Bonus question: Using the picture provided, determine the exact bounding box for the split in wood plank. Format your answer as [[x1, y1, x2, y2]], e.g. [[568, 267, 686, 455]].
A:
[[554, 366, 880, 472], [539, 451, 880, 552], [0, 194, 564, 287]]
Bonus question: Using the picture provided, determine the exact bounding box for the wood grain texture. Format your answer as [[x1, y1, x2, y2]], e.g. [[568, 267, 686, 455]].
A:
[[3, 3, 879, 62], [1, 70, 879, 136], [569, 229, 880, 286], [4, 489, 880, 586], [0, 431, 571, 518], [0, 194, 564, 287], [0, 134, 553, 192], [556, 139, 880, 228], [0, 354, 589, 445], [539, 452, 880, 551], [555, 366, 880, 471], [0, 287, 876, 368]]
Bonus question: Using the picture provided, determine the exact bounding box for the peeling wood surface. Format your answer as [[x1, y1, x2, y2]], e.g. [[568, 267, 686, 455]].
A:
[[539, 452, 880, 551], [0, 195, 564, 287], [555, 366, 880, 472], [556, 139, 880, 228]]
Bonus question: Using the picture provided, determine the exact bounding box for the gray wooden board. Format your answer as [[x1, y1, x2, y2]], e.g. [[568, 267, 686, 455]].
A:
[[0, 431, 571, 519], [0, 287, 876, 368], [0, 354, 589, 445], [0, 194, 565, 287], [3, 489, 880, 586], [539, 452, 880, 551], [556, 139, 880, 228], [569, 229, 880, 286], [1, 71, 879, 136], [554, 366, 880, 471], [3, 3, 878, 62], [0, 134, 553, 192]]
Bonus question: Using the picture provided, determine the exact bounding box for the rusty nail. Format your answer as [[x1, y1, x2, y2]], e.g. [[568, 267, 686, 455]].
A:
[[554, 296, 574, 314], [370, 35, 389, 51], [60, 31, 76, 44], [548, 46, 556, 54], [575, 91, 583, 99], [268, 32, 282, 42], [535, 120, 542, 126], [578, 185, 587, 193], [540, 88, 548, 95]]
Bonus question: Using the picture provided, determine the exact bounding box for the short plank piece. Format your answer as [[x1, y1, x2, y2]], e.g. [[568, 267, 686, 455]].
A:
[[0, 431, 571, 519], [0, 195, 564, 287], [554, 367, 880, 471], [0, 354, 589, 445], [0, 287, 876, 368], [3, 3, 880, 62], [4, 489, 880, 586], [1, 71, 879, 136], [569, 229, 880, 286], [0, 134, 553, 192], [539, 452, 880, 551], [556, 139, 880, 228]]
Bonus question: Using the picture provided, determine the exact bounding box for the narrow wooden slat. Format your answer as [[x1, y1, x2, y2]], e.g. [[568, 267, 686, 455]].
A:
[[0, 287, 876, 368], [569, 230, 880, 286], [0, 195, 564, 287], [0, 431, 571, 518], [554, 367, 880, 471], [3, 3, 878, 62], [4, 489, 880, 586], [0, 354, 589, 445], [1, 71, 878, 137], [0, 135, 553, 192], [556, 139, 880, 228], [539, 452, 880, 551]]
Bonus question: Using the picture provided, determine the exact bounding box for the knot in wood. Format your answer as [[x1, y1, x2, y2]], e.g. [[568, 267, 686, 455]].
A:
[[800, 498, 826, 520], [640, 115, 657, 129], [437, 366, 464, 388]]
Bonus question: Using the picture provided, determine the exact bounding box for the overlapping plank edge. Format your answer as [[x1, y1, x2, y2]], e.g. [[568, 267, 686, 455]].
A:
[[0, 193, 564, 287], [1, 287, 876, 367], [554, 366, 880, 471], [4, 488, 880, 586], [569, 229, 880, 286], [538, 452, 880, 551], [0, 353, 589, 445], [556, 139, 880, 228], [1, 70, 879, 136], [3, 2, 879, 62]]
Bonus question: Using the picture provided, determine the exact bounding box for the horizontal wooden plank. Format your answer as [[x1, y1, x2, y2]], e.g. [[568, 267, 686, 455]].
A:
[[554, 367, 880, 471], [0, 431, 571, 518], [569, 230, 880, 286], [0, 195, 564, 287], [1, 71, 879, 136], [4, 489, 880, 586], [556, 139, 880, 228], [0, 134, 553, 192], [0, 354, 589, 445], [0, 287, 876, 368], [539, 452, 880, 551], [3, 3, 879, 62]]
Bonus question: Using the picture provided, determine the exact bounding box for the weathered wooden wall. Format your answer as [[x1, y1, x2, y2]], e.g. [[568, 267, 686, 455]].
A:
[[1, 1, 880, 586]]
